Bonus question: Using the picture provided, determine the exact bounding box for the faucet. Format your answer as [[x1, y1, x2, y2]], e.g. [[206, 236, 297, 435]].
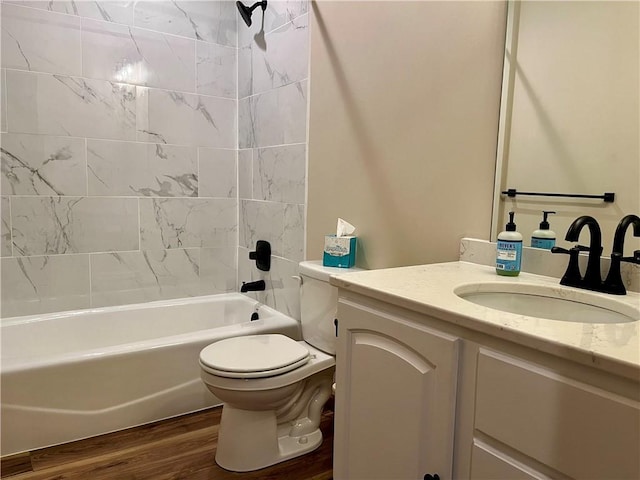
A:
[[240, 280, 266, 293], [556, 216, 603, 291], [603, 214, 640, 295]]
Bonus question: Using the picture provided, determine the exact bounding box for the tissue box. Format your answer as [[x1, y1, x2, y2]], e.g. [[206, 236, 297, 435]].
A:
[[323, 235, 356, 268]]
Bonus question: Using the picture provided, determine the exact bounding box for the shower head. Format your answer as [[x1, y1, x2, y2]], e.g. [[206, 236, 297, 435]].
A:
[[236, 1, 267, 27]]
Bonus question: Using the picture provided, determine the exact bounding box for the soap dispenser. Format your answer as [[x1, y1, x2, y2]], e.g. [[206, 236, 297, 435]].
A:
[[496, 211, 522, 276], [531, 211, 556, 250]]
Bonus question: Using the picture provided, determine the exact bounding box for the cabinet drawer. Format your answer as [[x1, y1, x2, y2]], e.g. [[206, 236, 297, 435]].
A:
[[475, 349, 640, 479]]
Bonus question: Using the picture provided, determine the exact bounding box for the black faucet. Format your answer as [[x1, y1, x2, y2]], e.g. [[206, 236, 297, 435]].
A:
[[554, 216, 603, 291], [240, 280, 266, 293], [603, 214, 640, 295]]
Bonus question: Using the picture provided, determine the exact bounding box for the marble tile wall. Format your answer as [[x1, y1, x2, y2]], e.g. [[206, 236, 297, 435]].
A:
[[236, 0, 309, 319], [0, 0, 240, 317], [1, 0, 310, 319]]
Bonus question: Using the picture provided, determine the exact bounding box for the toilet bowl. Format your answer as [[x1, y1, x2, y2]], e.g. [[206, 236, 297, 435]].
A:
[[200, 335, 335, 471], [199, 261, 361, 472]]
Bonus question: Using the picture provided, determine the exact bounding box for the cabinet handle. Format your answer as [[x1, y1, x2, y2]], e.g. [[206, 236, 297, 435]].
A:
[[334, 318, 338, 337], [423, 475, 440, 480]]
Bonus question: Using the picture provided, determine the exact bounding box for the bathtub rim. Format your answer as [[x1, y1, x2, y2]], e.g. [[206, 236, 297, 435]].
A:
[[1, 292, 269, 327], [1, 293, 301, 374]]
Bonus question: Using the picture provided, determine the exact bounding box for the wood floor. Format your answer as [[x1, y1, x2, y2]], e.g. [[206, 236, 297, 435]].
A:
[[1, 402, 334, 480]]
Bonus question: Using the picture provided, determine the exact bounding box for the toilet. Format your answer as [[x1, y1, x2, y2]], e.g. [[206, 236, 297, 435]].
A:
[[199, 260, 360, 472]]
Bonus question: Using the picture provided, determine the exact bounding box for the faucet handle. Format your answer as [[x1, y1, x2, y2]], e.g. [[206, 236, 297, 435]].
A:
[[551, 245, 589, 255], [554, 246, 584, 288], [621, 250, 640, 264]]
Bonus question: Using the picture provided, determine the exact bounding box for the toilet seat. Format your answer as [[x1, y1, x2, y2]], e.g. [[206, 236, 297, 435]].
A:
[[200, 334, 310, 379], [201, 342, 336, 392]]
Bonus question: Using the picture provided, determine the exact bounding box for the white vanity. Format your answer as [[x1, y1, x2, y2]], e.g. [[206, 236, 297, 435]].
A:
[[330, 261, 639, 480]]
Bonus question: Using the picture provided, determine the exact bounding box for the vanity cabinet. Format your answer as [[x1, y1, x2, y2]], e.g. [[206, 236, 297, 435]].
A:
[[333, 293, 640, 480], [333, 298, 460, 480]]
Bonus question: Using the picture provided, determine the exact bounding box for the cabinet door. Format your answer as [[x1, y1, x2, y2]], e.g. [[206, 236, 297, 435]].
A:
[[334, 299, 460, 480]]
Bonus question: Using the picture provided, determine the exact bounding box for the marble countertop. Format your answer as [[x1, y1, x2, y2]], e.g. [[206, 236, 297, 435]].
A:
[[331, 261, 640, 381]]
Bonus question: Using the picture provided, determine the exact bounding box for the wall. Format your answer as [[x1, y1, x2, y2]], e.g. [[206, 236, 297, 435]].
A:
[[0, 0, 310, 318], [497, 1, 639, 255], [236, 0, 310, 319], [307, 1, 507, 270]]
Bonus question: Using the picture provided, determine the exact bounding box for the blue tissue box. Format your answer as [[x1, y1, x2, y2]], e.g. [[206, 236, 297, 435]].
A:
[[323, 235, 356, 268]]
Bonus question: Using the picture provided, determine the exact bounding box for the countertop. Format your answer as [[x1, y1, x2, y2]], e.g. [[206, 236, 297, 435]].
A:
[[331, 261, 640, 381]]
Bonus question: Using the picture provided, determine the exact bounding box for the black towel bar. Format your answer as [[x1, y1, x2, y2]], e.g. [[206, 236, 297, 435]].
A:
[[502, 189, 615, 203]]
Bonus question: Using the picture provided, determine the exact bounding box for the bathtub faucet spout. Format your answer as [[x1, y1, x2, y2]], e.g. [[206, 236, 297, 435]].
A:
[[240, 280, 266, 293]]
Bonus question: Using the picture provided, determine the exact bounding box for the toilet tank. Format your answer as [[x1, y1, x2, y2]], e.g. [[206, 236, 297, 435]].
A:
[[299, 261, 363, 355]]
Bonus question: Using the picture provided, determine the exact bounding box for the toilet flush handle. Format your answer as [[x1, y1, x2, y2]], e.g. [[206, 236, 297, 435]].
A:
[[292, 275, 303, 285]]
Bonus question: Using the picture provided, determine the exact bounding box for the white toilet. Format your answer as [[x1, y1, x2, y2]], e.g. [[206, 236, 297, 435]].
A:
[[199, 261, 359, 472]]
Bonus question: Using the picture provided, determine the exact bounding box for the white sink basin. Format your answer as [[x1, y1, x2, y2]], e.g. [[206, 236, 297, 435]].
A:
[[454, 283, 639, 324]]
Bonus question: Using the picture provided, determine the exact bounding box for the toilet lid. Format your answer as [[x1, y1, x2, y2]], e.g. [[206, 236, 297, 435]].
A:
[[199, 334, 310, 379]]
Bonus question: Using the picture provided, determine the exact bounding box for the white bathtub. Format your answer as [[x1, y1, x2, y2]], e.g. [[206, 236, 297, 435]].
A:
[[0, 293, 301, 456]]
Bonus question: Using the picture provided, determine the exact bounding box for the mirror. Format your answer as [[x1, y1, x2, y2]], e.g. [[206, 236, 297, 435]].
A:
[[492, 1, 639, 255]]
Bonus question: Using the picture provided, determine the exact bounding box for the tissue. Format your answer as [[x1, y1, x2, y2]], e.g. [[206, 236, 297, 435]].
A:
[[336, 218, 355, 237], [323, 218, 357, 268]]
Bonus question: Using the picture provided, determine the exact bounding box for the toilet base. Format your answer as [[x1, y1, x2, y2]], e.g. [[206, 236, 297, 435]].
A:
[[214, 405, 323, 472]]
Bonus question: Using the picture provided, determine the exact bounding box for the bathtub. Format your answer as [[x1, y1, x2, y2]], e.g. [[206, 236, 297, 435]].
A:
[[0, 293, 301, 456]]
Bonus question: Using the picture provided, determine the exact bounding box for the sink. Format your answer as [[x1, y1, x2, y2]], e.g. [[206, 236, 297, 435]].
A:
[[454, 283, 639, 324]]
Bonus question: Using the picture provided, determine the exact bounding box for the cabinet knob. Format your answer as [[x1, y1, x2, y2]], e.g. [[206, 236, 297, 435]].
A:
[[334, 318, 339, 337], [423, 475, 440, 480]]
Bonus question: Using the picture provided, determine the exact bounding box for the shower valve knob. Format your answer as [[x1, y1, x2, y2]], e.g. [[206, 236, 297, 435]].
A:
[[249, 240, 271, 271]]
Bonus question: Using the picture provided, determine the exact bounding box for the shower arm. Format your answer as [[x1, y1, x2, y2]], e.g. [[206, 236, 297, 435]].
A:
[[247, 1, 267, 14], [236, 1, 267, 27]]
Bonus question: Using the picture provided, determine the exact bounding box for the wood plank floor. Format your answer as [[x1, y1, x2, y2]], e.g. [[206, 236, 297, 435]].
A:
[[1, 402, 334, 480]]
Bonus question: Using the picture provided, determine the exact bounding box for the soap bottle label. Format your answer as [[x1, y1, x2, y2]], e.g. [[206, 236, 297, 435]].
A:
[[531, 237, 555, 250], [496, 240, 522, 272]]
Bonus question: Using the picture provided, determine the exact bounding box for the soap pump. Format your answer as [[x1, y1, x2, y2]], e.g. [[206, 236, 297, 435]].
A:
[[496, 211, 523, 276], [531, 211, 556, 250]]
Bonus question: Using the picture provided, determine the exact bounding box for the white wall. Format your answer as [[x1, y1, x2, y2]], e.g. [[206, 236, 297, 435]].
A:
[[307, 1, 507, 269]]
